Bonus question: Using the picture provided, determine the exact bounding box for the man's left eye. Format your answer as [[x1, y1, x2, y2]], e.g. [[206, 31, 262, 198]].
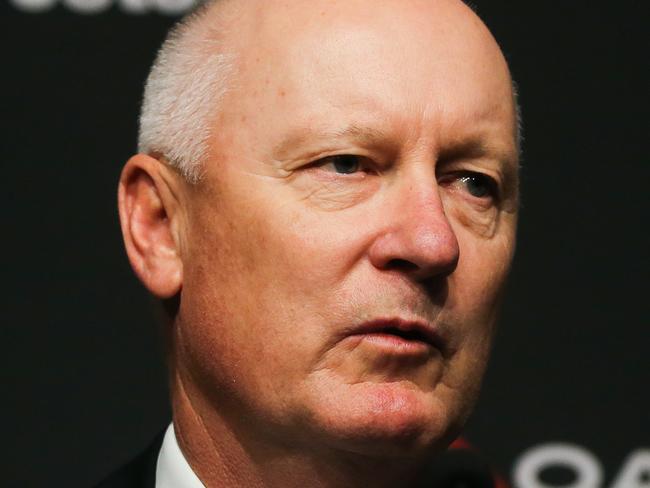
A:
[[457, 173, 498, 199]]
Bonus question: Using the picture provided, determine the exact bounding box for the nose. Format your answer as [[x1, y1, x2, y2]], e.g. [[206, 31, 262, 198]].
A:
[[367, 178, 460, 282]]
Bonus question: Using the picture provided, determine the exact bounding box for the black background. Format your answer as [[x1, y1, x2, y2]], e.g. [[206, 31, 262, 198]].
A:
[[2, 1, 648, 487]]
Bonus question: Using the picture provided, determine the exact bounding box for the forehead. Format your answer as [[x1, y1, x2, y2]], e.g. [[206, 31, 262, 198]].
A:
[[210, 0, 516, 157]]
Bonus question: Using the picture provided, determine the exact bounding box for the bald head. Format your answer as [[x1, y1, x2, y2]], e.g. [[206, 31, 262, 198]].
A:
[[138, 0, 520, 183]]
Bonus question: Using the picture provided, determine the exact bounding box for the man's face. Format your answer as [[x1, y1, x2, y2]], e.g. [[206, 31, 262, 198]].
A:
[[174, 0, 519, 456]]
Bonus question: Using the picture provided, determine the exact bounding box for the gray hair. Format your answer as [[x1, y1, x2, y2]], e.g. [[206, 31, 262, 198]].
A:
[[138, 1, 234, 183]]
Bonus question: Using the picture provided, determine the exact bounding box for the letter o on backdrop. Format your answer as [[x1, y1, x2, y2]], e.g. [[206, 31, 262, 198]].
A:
[[119, 0, 149, 14], [513, 443, 603, 488], [10, 0, 57, 13], [63, 0, 111, 14], [611, 450, 650, 488], [153, 0, 198, 15]]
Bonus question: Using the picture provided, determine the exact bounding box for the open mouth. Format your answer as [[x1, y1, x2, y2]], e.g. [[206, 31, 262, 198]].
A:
[[348, 318, 445, 354], [371, 326, 431, 344]]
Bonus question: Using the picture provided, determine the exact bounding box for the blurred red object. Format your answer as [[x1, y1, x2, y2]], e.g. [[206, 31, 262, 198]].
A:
[[449, 437, 509, 488]]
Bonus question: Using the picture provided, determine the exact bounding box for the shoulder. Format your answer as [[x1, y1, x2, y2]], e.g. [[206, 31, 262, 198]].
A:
[[94, 431, 165, 488]]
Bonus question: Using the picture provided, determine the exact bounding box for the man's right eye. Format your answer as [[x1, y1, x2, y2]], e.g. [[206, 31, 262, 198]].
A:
[[317, 155, 362, 174]]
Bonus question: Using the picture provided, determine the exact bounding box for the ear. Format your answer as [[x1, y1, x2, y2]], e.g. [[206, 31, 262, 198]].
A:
[[118, 154, 183, 298]]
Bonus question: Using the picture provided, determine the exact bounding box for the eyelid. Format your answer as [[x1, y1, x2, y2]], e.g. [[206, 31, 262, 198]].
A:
[[277, 149, 356, 172], [438, 157, 505, 182]]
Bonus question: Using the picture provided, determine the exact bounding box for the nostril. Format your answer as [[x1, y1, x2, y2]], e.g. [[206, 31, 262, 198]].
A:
[[385, 258, 419, 272]]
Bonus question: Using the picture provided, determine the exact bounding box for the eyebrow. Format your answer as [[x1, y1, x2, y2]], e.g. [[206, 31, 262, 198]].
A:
[[439, 138, 492, 161], [272, 123, 390, 159], [439, 137, 519, 168]]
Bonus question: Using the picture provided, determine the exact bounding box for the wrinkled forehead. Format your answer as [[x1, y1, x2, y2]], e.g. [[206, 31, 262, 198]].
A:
[[211, 0, 516, 154]]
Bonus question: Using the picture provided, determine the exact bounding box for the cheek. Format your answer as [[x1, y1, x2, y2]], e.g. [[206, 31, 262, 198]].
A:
[[438, 233, 513, 418], [441, 193, 499, 239], [445, 218, 516, 368], [259, 199, 377, 296], [451, 210, 516, 307], [175, 192, 364, 397]]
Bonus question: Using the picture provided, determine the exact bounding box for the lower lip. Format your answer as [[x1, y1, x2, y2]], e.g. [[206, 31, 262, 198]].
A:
[[351, 332, 433, 355]]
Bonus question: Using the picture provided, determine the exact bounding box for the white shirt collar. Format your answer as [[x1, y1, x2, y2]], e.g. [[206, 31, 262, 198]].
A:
[[156, 423, 205, 488]]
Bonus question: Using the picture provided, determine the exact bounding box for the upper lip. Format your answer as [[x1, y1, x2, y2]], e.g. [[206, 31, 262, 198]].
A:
[[348, 318, 447, 353]]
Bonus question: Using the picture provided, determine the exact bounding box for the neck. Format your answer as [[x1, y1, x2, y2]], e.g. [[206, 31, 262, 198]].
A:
[[170, 368, 430, 488]]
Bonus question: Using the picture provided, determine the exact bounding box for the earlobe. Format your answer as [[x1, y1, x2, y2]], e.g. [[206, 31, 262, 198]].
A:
[[118, 154, 183, 299]]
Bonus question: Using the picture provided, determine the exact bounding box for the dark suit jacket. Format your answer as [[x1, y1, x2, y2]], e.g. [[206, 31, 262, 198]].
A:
[[94, 432, 165, 488], [94, 433, 497, 488]]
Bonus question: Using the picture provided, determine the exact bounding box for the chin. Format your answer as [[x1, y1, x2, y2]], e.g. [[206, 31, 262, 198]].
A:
[[299, 380, 461, 458]]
